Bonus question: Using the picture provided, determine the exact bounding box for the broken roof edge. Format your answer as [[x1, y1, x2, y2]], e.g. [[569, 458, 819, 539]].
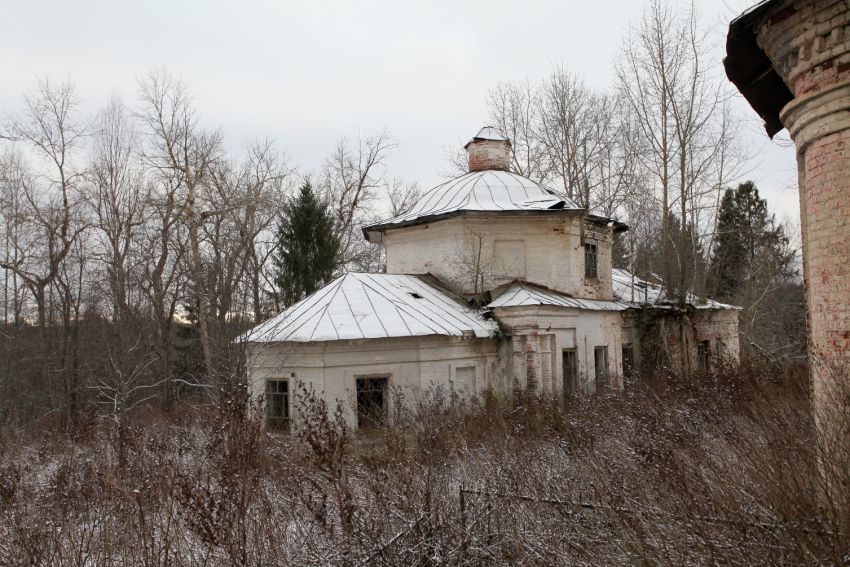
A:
[[612, 268, 742, 311], [724, 0, 792, 138], [585, 213, 629, 233]]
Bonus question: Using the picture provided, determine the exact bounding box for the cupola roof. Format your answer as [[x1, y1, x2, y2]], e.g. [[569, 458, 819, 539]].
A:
[[364, 169, 582, 241]]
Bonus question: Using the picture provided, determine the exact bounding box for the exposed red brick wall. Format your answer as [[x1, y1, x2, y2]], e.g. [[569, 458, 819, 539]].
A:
[[467, 140, 511, 172], [802, 129, 850, 371]]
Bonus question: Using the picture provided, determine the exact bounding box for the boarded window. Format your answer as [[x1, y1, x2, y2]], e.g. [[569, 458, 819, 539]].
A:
[[493, 240, 526, 279], [265, 380, 289, 431], [356, 376, 388, 428], [697, 341, 710, 373], [454, 366, 476, 397], [562, 349, 577, 398], [622, 344, 634, 379], [594, 346, 609, 387], [584, 242, 598, 279]]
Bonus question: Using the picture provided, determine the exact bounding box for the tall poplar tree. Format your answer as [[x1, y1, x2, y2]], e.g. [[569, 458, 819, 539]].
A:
[[273, 181, 340, 307]]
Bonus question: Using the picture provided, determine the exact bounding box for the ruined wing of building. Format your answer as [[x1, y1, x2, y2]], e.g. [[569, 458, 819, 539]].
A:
[[243, 127, 741, 431]]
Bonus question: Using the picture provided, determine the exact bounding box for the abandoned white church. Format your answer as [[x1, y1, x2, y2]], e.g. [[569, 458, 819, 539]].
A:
[[244, 127, 741, 430]]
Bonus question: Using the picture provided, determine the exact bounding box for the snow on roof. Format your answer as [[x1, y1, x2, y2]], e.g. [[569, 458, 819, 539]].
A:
[[244, 273, 498, 343], [487, 282, 625, 311], [364, 169, 582, 238], [612, 269, 739, 310]]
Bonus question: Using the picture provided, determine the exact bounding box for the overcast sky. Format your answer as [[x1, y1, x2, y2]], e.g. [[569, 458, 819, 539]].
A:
[[1, 0, 800, 229]]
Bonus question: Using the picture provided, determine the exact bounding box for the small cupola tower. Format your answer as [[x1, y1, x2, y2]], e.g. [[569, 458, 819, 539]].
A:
[[465, 126, 511, 172]]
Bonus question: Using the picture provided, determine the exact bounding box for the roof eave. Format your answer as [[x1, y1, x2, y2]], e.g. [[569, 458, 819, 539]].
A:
[[363, 208, 586, 242], [724, 0, 793, 138]]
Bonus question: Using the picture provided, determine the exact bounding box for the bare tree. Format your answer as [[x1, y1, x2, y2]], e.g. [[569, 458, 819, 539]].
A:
[[1, 79, 88, 331], [137, 69, 223, 380], [616, 0, 742, 302], [383, 177, 421, 217], [0, 150, 30, 326], [202, 139, 287, 345], [321, 131, 396, 271], [538, 67, 615, 208], [487, 80, 546, 181], [616, 1, 677, 295], [88, 94, 145, 325]]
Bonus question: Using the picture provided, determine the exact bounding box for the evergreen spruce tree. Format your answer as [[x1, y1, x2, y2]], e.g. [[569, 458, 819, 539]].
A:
[[273, 181, 340, 307], [708, 187, 748, 299], [708, 181, 792, 302]]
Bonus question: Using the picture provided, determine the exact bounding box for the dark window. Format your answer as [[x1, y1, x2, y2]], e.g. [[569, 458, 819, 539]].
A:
[[266, 380, 289, 431], [584, 242, 598, 279], [562, 349, 577, 398], [356, 376, 388, 428], [622, 344, 634, 379], [697, 340, 710, 372], [594, 346, 609, 387]]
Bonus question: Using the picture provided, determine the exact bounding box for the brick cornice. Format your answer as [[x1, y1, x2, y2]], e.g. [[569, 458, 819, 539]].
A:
[[781, 77, 850, 151]]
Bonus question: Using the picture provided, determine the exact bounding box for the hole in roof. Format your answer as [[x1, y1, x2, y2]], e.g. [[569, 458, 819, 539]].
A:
[[408, 292, 424, 299]]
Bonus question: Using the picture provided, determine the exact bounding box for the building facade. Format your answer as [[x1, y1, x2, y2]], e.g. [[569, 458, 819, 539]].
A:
[[245, 127, 740, 430]]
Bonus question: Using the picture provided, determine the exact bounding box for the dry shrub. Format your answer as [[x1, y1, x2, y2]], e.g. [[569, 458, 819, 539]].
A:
[[0, 361, 847, 565]]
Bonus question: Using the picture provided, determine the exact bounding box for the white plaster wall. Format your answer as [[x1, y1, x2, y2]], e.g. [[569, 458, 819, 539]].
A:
[[383, 213, 615, 300], [246, 335, 502, 429], [384, 218, 466, 289]]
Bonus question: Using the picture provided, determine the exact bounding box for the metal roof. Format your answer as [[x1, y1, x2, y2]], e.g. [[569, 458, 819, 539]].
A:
[[464, 126, 509, 148], [487, 282, 626, 311], [244, 272, 498, 343], [364, 169, 582, 239]]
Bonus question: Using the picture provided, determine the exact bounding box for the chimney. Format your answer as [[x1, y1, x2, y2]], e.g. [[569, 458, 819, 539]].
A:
[[465, 126, 511, 172]]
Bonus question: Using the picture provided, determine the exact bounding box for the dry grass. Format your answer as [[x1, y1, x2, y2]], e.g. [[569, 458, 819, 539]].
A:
[[0, 362, 847, 566]]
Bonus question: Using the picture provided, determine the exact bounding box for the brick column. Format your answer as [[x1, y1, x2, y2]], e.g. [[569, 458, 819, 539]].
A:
[[756, 0, 850, 478]]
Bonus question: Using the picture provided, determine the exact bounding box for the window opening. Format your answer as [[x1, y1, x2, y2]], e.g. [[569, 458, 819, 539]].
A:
[[622, 344, 634, 379], [585, 242, 598, 279], [356, 376, 388, 428], [266, 380, 289, 431], [697, 340, 710, 373], [562, 349, 577, 398], [594, 346, 609, 387]]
